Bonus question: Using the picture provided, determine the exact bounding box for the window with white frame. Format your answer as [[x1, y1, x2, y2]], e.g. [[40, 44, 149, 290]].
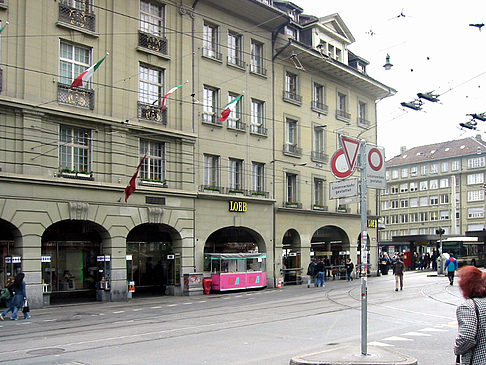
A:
[[430, 211, 439, 221], [139, 139, 166, 182], [285, 118, 298, 153], [227, 31, 243, 66], [250, 40, 264, 74], [203, 154, 220, 187], [467, 173, 484, 185], [440, 178, 449, 188], [358, 101, 367, 125], [468, 207, 484, 219], [203, 85, 218, 123], [410, 228, 419, 235], [250, 99, 265, 133], [419, 181, 428, 191], [419, 212, 428, 222], [441, 161, 449, 172], [421, 165, 428, 175], [401, 168, 408, 178], [335, 48, 342, 61], [337, 92, 348, 113], [59, 125, 91, 172], [392, 170, 399, 179], [410, 166, 418, 176], [430, 195, 438, 205], [226, 92, 242, 128], [314, 178, 325, 207], [286, 173, 297, 202], [429, 179, 438, 189], [400, 199, 408, 208], [391, 199, 399, 209], [59, 41, 91, 87], [284, 71, 299, 101], [400, 183, 408, 193], [203, 22, 219, 58], [468, 156, 485, 169], [381, 200, 389, 210], [468, 223, 485, 231], [228, 158, 243, 190], [430, 163, 438, 173], [64, 0, 92, 11], [313, 83, 326, 111], [252, 162, 265, 193], [390, 215, 399, 224], [410, 197, 418, 207], [313, 125, 325, 157], [410, 182, 418, 192], [440, 194, 449, 204], [140, 0, 165, 37], [468, 190, 485, 202], [410, 213, 418, 223], [419, 196, 428, 206], [391, 185, 399, 194], [386, 171, 390, 180], [138, 64, 163, 105], [440, 210, 449, 220], [400, 214, 408, 223], [452, 160, 460, 171]]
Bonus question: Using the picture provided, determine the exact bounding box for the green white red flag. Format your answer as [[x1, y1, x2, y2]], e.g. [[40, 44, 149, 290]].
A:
[[124, 155, 147, 202], [70, 54, 108, 89], [161, 83, 185, 110], [218, 95, 242, 121]]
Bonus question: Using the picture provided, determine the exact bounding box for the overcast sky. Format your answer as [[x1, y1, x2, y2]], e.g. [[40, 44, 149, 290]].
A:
[[294, 0, 486, 159]]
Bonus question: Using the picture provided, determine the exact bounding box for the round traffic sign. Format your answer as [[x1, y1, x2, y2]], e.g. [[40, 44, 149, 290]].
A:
[[331, 149, 353, 179], [367, 147, 383, 171]]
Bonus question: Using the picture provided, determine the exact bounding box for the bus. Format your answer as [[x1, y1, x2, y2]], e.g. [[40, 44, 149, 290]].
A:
[[441, 236, 485, 267]]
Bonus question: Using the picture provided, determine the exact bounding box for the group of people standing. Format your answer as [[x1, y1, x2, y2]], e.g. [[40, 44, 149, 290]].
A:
[[0, 272, 30, 320], [306, 257, 355, 287]]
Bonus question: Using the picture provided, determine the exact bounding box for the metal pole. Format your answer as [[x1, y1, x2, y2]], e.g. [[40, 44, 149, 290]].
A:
[[359, 140, 368, 356]]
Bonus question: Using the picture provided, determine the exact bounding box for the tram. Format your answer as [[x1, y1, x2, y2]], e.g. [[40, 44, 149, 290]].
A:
[[441, 237, 485, 267]]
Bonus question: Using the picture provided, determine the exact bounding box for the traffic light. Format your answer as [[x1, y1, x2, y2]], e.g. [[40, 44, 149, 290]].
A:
[[436, 228, 445, 235]]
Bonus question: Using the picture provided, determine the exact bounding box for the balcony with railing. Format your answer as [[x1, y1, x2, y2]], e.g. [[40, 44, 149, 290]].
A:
[[283, 90, 302, 105], [283, 143, 302, 157], [137, 102, 168, 125], [58, 83, 95, 110], [227, 118, 246, 132], [58, 0, 96, 33], [202, 47, 222, 61], [250, 124, 268, 136], [227, 56, 246, 70], [250, 63, 267, 77], [138, 30, 168, 57], [311, 151, 329, 163], [358, 117, 371, 128], [311, 100, 328, 114], [336, 109, 351, 122]]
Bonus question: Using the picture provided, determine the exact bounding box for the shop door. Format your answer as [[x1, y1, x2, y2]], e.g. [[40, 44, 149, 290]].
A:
[[127, 242, 173, 295]]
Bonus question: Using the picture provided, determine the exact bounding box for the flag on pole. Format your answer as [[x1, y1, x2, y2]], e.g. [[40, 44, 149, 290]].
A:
[[0, 21, 9, 34], [70, 53, 108, 89], [218, 95, 242, 122], [124, 155, 147, 203], [161, 83, 185, 111]]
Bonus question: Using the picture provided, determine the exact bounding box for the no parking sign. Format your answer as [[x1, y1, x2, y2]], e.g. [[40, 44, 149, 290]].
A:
[[365, 146, 386, 189]]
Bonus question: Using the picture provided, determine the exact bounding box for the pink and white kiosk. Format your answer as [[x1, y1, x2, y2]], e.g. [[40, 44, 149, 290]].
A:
[[207, 253, 267, 291]]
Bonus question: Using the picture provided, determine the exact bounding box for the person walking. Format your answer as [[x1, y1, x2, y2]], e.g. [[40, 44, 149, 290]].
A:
[[445, 254, 459, 286], [306, 259, 316, 288], [0, 272, 30, 320], [345, 258, 354, 281], [393, 257, 405, 291], [315, 259, 325, 287], [454, 265, 486, 364]]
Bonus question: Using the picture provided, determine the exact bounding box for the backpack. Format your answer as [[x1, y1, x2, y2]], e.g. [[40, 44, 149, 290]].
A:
[[0, 287, 11, 301], [447, 258, 456, 271]]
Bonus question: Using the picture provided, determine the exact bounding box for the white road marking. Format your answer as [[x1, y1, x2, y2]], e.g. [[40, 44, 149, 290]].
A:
[[43, 319, 57, 322], [402, 332, 431, 336], [369, 341, 394, 347], [150, 306, 162, 309], [382, 336, 413, 341], [167, 304, 177, 307], [198, 301, 207, 303], [133, 308, 143, 312], [113, 311, 125, 314], [182, 302, 192, 305], [419, 327, 448, 332]]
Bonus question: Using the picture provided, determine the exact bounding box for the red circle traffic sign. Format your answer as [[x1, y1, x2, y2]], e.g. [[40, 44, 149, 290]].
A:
[[331, 149, 353, 179], [367, 147, 383, 171]]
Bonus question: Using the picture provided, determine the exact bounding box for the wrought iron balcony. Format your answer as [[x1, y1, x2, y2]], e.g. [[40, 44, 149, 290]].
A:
[[283, 143, 302, 156], [250, 124, 268, 136], [138, 30, 168, 56], [202, 47, 222, 61], [283, 90, 302, 103], [311, 151, 329, 163], [358, 117, 371, 127], [137, 102, 168, 124], [58, 83, 94, 109], [227, 56, 246, 69], [250, 63, 267, 76], [336, 109, 351, 121], [311, 100, 328, 114], [227, 118, 246, 131], [202, 112, 223, 126], [58, 1, 96, 32]]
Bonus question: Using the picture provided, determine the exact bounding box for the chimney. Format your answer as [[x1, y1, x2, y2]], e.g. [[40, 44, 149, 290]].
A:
[[400, 146, 407, 155]]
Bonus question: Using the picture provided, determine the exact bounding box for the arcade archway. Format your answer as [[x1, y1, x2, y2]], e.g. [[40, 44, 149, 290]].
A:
[[311, 225, 350, 265]]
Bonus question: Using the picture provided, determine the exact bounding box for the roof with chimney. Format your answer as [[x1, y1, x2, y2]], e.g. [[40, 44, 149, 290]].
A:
[[386, 136, 486, 167]]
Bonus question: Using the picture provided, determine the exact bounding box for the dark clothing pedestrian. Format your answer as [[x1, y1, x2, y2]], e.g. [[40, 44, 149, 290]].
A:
[[315, 261, 325, 287], [306, 261, 316, 288], [0, 273, 29, 320], [345, 259, 354, 281], [393, 259, 405, 291]]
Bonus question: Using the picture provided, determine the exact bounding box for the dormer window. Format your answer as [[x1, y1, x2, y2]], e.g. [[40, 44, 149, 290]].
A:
[[285, 26, 297, 40]]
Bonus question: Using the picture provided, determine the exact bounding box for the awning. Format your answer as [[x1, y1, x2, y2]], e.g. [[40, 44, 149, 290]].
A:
[[206, 253, 266, 259]]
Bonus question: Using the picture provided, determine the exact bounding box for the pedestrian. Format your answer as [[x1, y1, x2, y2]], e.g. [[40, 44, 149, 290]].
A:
[[454, 265, 486, 364], [315, 259, 325, 287], [393, 257, 405, 291], [0, 277, 14, 308], [345, 258, 354, 281], [445, 254, 459, 286], [306, 259, 316, 288], [324, 256, 331, 278], [0, 272, 30, 320], [431, 249, 438, 270]]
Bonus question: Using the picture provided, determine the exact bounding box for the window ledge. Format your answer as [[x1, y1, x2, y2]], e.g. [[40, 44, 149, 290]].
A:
[[56, 21, 98, 38], [136, 46, 171, 60]]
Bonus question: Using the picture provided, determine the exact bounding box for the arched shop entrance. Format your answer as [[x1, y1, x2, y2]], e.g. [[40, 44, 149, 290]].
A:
[[126, 223, 181, 296], [203, 226, 265, 271], [42, 220, 110, 303], [0, 219, 23, 285], [311, 225, 350, 266], [281, 229, 302, 284]]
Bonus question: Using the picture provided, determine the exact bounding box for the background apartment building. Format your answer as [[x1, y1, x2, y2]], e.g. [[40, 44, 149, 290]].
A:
[[380, 136, 486, 255], [0, 0, 393, 307]]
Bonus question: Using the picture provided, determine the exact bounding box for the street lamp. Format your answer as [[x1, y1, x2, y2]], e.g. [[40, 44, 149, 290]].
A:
[[436, 227, 445, 275]]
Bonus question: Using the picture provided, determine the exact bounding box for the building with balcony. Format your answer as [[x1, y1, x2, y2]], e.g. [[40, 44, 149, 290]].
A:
[[380, 136, 486, 256], [0, 0, 394, 307]]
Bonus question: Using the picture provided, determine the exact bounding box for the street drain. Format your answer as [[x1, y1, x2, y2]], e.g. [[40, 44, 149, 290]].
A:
[[27, 347, 66, 356], [327, 342, 339, 346]]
